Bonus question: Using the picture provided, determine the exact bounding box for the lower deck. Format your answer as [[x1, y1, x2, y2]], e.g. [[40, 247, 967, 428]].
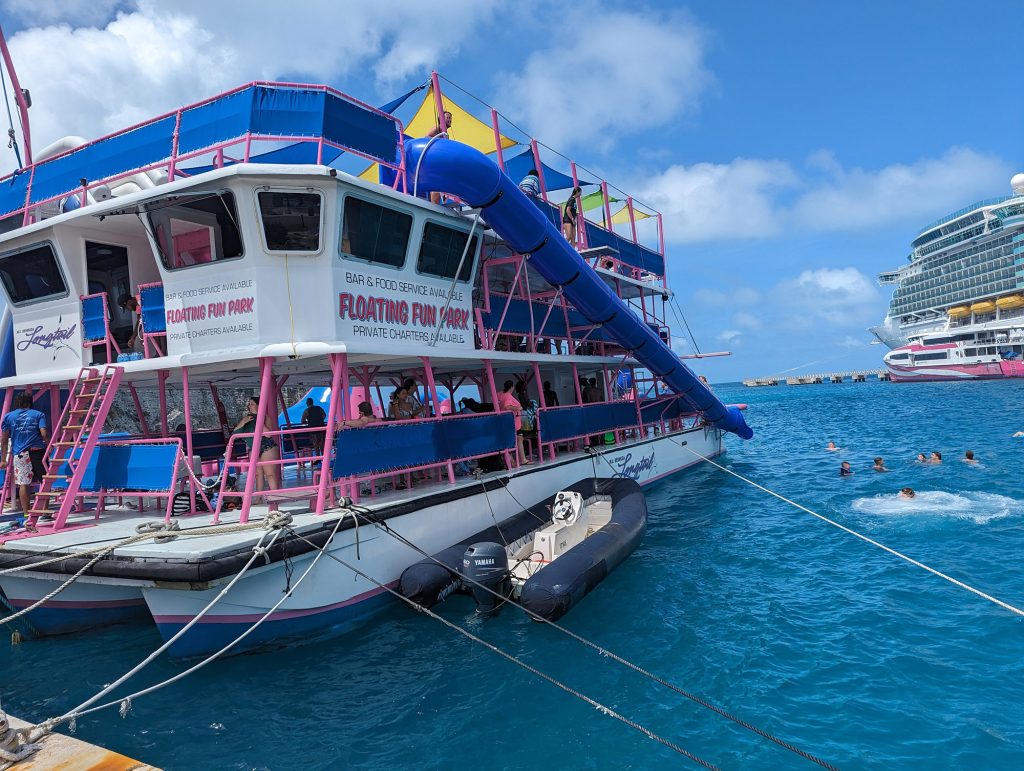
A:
[[0, 425, 716, 576]]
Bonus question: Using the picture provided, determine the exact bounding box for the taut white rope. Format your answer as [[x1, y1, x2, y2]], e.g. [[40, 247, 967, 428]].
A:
[[682, 444, 1024, 618]]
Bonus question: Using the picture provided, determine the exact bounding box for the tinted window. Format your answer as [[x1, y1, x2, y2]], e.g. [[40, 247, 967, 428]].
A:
[[341, 196, 411, 268], [914, 351, 949, 361], [147, 192, 243, 271], [0, 243, 67, 305], [258, 191, 322, 251], [417, 221, 477, 282]]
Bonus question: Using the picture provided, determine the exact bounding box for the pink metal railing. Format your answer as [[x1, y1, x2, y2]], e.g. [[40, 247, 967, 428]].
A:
[[3, 81, 408, 227]]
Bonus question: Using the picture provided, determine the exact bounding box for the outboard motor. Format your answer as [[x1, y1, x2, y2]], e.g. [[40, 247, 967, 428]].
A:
[[462, 542, 510, 615]]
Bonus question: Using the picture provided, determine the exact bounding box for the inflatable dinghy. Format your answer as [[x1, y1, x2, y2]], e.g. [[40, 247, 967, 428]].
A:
[[399, 477, 647, 621]]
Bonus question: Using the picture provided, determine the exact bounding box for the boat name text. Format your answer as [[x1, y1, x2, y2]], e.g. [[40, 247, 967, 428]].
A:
[[612, 450, 656, 480], [338, 292, 469, 330]]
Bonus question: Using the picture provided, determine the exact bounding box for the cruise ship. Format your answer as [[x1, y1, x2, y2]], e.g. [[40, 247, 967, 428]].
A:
[[872, 174, 1024, 381]]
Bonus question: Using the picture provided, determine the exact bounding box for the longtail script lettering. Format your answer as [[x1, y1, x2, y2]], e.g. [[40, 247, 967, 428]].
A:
[[16, 322, 78, 352], [611, 450, 656, 480]]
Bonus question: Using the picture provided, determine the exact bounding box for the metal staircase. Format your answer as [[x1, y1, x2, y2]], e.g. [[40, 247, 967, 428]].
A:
[[26, 366, 123, 531]]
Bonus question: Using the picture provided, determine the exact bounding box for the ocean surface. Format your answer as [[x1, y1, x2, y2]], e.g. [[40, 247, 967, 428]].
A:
[[3, 378, 1023, 769]]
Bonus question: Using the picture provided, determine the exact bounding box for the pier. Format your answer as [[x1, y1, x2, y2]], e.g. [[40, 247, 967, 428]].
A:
[[742, 369, 890, 387], [2, 713, 158, 770]]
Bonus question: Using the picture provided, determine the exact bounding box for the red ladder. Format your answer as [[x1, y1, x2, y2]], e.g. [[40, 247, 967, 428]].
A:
[[27, 365, 123, 531]]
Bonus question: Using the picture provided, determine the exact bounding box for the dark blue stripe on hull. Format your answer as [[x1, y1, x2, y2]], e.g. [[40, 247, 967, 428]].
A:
[[156, 590, 395, 658]]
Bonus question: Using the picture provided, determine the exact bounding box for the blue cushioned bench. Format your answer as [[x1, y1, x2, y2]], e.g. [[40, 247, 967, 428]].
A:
[[332, 413, 515, 478], [54, 442, 182, 521]]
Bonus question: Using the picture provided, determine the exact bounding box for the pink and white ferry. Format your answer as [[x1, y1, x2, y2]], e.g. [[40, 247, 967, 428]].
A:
[[0, 65, 750, 656]]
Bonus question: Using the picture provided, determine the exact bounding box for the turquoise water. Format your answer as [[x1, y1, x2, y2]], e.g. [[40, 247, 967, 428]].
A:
[[3, 379, 1023, 769]]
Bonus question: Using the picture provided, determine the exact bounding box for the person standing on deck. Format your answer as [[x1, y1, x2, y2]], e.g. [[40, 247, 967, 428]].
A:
[[118, 293, 141, 351], [562, 186, 582, 244], [543, 381, 559, 407], [498, 380, 530, 466], [1, 392, 50, 515], [301, 397, 327, 465], [233, 397, 281, 494]]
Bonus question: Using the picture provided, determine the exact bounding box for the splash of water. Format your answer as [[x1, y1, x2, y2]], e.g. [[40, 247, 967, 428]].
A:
[[851, 490, 1022, 524]]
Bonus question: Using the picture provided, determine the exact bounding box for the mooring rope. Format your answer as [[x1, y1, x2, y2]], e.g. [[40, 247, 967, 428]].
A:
[[35, 515, 347, 734], [351, 504, 837, 769], [285, 527, 719, 770], [680, 444, 1024, 618]]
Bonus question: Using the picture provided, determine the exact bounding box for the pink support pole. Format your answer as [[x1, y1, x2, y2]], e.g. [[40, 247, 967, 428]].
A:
[[158, 370, 169, 436], [315, 354, 345, 515], [657, 211, 666, 257], [570, 161, 587, 249], [182, 367, 196, 513], [339, 354, 352, 501], [601, 181, 614, 233], [240, 357, 275, 523], [626, 197, 639, 244], [530, 140, 549, 202], [430, 71, 448, 133], [128, 383, 150, 436], [490, 109, 505, 170], [0, 25, 32, 163], [421, 356, 453, 482]]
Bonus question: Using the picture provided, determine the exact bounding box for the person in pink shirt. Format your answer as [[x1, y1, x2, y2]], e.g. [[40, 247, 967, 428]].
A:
[[497, 380, 530, 466]]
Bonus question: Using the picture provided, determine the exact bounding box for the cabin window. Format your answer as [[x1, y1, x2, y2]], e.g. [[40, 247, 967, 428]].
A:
[[257, 190, 322, 252], [0, 242, 68, 306], [146, 192, 243, 271], [913, 351, 949, 362], [888, 352, 909, 360], [341, 196, 411, 268], [416, 222, 477, 282]]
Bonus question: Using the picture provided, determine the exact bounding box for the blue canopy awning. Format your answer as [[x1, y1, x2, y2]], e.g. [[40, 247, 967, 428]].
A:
[[502, 148, 594, 192]]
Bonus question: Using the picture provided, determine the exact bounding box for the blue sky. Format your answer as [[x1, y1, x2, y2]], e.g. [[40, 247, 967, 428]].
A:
[[2, 0, 1021, 381]]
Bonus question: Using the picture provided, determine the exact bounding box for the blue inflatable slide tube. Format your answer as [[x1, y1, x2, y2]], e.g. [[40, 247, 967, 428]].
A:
[[405, 138, 753, 439]]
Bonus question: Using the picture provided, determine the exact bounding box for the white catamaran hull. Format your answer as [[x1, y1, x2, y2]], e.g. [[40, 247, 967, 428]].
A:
[[0, 428, 718, 655]]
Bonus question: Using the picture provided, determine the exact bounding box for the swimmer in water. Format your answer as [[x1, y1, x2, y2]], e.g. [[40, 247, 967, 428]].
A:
[[899, 487, 916, 499], [930, 451, 942, 464], [839, 461, 853, 477], [873, 457, 889, 472], [826, 441, 839, 452], [916, 453, 928, 463], [1014, 432, 1024, 438], [963, 450, 977, 464]]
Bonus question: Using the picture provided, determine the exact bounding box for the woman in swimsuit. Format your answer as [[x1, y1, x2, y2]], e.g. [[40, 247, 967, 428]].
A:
[[234, 396, 281, 493], [562, 186, 582, 244], [497, 380, 531, 466]]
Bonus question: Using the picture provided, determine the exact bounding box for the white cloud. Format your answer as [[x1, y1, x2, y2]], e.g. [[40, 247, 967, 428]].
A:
[[693, 287, 761, 306], [500, 9, 712, 150], [639, 158, 798, 242], [636, 147, 1012, 245], [793, 147, 1012, 231], [777, 267, 880, 326], [718, 329, 741, 344], [840, 335, 866, 347], [2, 1, 497, 171]]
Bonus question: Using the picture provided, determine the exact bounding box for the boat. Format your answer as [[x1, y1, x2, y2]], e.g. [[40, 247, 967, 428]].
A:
[[872, 174, 1024, 381], [0, 60, 752, 657], [399, 477, 645, 620]]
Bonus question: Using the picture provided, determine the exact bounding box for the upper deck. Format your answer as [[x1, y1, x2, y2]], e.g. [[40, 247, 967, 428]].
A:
[[0, 80, 671, 386]]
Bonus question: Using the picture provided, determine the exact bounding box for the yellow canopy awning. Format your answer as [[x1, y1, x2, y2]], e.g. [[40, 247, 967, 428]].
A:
[[604, 205, 653, 227], [359, 87, 517, 183]]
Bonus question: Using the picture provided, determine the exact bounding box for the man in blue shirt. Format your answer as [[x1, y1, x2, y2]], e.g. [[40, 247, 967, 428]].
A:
[[1, 392, 50, 515]]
